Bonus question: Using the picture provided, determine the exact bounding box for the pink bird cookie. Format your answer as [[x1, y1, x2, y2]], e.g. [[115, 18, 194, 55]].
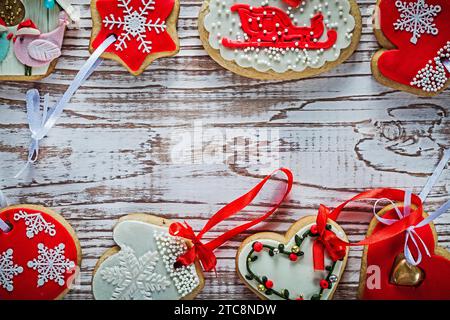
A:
[[13, 12, 69, 75]]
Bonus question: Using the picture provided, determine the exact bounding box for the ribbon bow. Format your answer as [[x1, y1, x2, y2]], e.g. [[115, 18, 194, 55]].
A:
[[169, 221, 217, 272], [312, 204, 347, 270], [372, 190, 450, 266], [15, 35, 116, 178], [169, 167, 293, 272], [325, 149, 450, 266]]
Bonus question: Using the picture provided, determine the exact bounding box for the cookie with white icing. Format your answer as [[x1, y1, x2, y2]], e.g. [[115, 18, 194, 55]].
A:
[[92, 214, 204, 300], [236, 215, 348, 300], [199, 0, 362, 80]]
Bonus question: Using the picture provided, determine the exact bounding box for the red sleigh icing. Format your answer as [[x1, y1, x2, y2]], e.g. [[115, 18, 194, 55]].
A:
[[221, 4, 337, 49]]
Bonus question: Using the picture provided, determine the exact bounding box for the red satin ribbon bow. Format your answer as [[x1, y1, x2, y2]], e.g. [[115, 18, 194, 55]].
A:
[[312, 205, 347, 270], [169, 168, 293, 272], [326, 188, 424, 248]]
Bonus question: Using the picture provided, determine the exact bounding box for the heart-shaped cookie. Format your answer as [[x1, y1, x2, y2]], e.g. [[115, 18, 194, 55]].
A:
[[358, 203, 450, 299], [92, 214, 205, 300], [237, 216, 348, 300], [0, 205, 81, 300]]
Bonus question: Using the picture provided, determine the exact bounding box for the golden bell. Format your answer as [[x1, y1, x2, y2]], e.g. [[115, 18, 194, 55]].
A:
[[389, 253, 425, 287]]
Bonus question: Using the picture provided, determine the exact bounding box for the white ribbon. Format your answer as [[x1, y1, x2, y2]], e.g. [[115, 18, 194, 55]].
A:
[[419, 149, 450, 201], [0, 190, 11, 232], [56, 0, 81, 23], [373, 149, 450, 266], [15, 35, 116, 178]]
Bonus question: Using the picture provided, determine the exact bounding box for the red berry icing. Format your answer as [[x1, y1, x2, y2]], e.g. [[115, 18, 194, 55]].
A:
[[289, 253, 298, 261], [253, 241, 263, 252], [320, 279, 329, 289], [310, 224, 318, 235], [265, 279, 274, 288]]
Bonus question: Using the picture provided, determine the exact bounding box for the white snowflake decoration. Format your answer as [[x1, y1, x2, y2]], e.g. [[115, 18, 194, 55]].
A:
[[102, 0, 167, 53], [154, 231, 199, 297], [100, 245, 171, 300], [411, 41, 450, 92], [0, 249, 23, 292], [393, 0, 442, 44], [14, 210, 56, 239], [27, 243, 75, 287]]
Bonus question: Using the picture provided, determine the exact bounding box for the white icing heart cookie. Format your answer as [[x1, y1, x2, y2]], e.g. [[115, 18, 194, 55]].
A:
[[92, 214, 204, 300], [236, 216, 348, 300], [199, 0, 362, 79]]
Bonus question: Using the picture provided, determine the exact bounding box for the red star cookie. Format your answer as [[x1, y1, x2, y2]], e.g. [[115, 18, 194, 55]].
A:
[[90, 0, 180, 75]]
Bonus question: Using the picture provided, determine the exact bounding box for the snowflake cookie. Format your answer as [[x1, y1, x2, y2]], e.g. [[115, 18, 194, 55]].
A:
[[92, 215, 204, 300], [90, 0, 180, 75], [372, 0, 450, 96], [0, 205, 81, 300], [199, 0, 362, 80]]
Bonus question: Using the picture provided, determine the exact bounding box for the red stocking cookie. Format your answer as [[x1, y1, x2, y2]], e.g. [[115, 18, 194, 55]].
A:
[[372, 0, 450, 95], [0, 205, 81, 300]]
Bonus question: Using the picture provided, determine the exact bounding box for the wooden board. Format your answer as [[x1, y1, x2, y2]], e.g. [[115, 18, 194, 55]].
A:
[[0, 0, 448, 300]]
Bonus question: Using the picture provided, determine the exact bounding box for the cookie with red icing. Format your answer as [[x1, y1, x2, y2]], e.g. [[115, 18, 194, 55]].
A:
[[372, 0, 450, 96], [90, 0, 180, 76], [199, 0, 362, 80], [0, 205, 81, 300]]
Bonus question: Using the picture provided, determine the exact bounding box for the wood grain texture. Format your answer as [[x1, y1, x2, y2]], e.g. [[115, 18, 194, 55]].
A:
[[0, 0, 448, 300]]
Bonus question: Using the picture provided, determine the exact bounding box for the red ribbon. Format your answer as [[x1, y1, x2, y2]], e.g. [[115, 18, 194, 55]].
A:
[[314, 188, 424, 250], [312, 205, 347, 270], [169, 168, 294, 272]]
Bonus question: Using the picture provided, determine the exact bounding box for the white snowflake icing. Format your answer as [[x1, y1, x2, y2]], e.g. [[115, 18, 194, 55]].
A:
[[100, 245, 171, 300], [154, 231, 199, 297], [14, 210, 56, 239], [393, 0, 442, 44], [27, 243, 75, 287], [411, 41, 450, 92], [103, 0, 167, 53], [0, 249, 23, 292]]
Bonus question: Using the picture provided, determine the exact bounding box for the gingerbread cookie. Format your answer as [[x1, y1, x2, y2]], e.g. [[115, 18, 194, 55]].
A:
[[0, 2, 70, 81], [237, 215, 348, 300], [0, 204, 81, 300], [90, 0, 180, 76], [372, 0, 450, 96], [92, 214, 205, 300], [199, 0, 362, 80], [358, 203, 450, 299]]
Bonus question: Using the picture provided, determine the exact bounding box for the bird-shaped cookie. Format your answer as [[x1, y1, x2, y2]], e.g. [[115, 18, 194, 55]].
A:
[[0, 18, 12, 62], [13, 11, 68, 76]]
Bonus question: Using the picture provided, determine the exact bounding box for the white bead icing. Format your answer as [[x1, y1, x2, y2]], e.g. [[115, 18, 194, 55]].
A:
[[204, 0, 356, 73], [411, 41, 450, 92], [154, 231, 200, 297]]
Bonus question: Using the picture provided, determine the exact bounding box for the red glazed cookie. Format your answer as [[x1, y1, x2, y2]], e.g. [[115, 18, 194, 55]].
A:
[[0, 205, 81, 300], [90, 0, 180, 75], [372, 0, 450, 96], [358, 204, 450, 299]]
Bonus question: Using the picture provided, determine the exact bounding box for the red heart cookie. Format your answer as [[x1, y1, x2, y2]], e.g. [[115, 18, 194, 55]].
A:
[[359, 203, 450, 299], [372, 0, 450, 96], [0, 205, 81, 300]]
